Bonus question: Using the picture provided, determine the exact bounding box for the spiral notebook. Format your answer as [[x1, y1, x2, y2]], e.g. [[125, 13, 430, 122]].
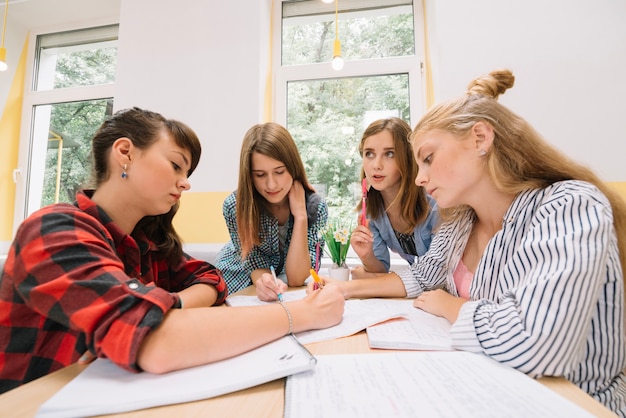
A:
[[37, 335, 316, 418]]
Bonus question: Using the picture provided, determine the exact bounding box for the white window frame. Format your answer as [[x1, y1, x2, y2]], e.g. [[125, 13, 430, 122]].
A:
[[272, 0, 427, 127], [12, 18, 118, 234]]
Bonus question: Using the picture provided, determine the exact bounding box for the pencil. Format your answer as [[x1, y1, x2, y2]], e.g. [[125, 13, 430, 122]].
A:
[[310, 268, 324, 290], [270, 266, 283, 302]]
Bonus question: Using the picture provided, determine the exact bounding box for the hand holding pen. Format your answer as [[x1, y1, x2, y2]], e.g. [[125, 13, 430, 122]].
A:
[[255, 267, 287, 302], [270, 266, 283, 302], [310, 269, 325, 290]]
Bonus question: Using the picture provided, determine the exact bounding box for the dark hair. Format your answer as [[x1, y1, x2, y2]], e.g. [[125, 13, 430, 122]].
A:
[[90, 107, 202, 264]]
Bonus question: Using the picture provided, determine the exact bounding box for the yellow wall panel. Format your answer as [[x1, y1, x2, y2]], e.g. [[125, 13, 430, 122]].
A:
[[0, 39, 27, 242], [174, 191, 230, 243], [607, 182, 626, 204]]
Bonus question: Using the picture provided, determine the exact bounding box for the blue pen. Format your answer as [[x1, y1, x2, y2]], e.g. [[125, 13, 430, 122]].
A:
[[270, 266, 283, 302]]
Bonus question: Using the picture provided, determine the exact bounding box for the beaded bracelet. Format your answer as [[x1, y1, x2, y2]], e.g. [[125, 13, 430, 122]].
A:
[[278, 300, 293, 335]]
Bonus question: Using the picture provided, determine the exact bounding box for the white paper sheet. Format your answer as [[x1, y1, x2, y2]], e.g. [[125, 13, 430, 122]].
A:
[[366, 299, 453, 350], [285, 352, 594, 418], [37, 335, 315, 418], [226, 290, 407, 344]]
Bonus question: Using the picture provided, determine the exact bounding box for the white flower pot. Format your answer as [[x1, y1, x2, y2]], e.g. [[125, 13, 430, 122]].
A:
[[328, 263, 350, 281]]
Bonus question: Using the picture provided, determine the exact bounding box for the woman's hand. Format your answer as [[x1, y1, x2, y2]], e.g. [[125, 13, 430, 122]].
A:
[[255, 272, 288, 302], [305, 274, 350, 299], [413, 289, 466, 323], [300, 283, 345, 329], [350, 265, 380, 280], [350, 224, 374, 259], [288, 180, 307, 220]]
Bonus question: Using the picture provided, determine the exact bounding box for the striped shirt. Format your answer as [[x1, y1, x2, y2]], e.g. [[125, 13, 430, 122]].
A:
[[398, 180, 626, 416]]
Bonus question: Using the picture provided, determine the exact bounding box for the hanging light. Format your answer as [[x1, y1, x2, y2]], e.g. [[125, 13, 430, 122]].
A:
[[331, 0, 344, 71], [0, 0, 8, 72]]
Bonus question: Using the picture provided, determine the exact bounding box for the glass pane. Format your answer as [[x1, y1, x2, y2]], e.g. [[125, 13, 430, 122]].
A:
[[282, 0, 414, 66], [287, 74, 410, 219], [29, 100, 113, 213], [35, 25, 118, 90]]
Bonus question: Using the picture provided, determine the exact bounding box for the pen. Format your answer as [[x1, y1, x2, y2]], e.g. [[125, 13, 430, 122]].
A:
[[361, 178, 368, 226], [310, 268, 324, 290], [270, 266, 283, 302]]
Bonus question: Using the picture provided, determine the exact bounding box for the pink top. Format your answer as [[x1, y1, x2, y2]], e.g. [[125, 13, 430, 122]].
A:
[[453, 258, 473, 300]]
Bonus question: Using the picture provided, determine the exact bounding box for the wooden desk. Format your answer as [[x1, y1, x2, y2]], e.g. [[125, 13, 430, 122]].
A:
[[0, 287, 618, 418]]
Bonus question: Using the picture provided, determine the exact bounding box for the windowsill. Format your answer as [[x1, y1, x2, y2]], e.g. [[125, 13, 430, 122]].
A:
[[182, 243, 408, 272]]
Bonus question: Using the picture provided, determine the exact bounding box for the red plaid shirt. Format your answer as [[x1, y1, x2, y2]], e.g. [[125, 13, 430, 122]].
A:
[[0, 191, 227, 393]]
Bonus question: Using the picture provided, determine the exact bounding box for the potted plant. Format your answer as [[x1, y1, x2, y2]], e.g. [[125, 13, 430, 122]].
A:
[[321, 218, 353, 281]]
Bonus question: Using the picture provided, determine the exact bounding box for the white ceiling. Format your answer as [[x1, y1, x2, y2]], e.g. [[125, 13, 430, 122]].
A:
[[3, 0, 121, 31]]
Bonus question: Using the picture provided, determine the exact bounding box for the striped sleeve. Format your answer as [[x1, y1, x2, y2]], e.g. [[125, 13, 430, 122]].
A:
[[452, 183, 617, 378]]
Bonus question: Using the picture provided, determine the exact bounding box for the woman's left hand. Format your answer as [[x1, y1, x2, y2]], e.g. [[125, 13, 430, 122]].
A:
[[413, 289, 465, 323], [288, 180, 307, 220]]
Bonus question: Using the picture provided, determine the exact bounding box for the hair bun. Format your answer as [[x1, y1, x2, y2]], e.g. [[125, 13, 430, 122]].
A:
[[467, 69, 515, 99]]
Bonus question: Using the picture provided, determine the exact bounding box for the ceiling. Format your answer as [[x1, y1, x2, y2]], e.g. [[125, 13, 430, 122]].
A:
[[3, 0, 121, 31]]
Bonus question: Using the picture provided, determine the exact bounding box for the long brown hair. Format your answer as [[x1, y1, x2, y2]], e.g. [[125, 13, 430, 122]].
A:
[[357, 117, 430, 233], [411, 69, 626, 276], [236, 122, 313, 258], [90, 107, 202, 264]]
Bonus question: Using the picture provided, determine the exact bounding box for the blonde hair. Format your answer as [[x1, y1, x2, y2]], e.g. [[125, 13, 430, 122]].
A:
[[357, 117, 430, 232], [411, 68, 626, 275], [236, 122, 313, 258]]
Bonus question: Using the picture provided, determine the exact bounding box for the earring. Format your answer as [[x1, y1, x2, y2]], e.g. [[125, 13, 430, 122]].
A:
[[121, 164, 128, 179], [479, 149, 487, 157]]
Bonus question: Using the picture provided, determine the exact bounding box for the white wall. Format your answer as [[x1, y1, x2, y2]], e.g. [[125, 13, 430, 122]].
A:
[[426, 0, 626, 181], [114, 0, 271, 193], [114, 0, 625, 190]]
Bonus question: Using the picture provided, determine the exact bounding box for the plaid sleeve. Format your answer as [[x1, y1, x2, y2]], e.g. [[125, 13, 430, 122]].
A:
[[156, 255, 228, 304], [5, 206, 176, 373]]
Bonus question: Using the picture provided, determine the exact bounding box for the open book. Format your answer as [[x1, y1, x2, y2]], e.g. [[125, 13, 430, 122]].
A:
[[37, 335, 315, 418]]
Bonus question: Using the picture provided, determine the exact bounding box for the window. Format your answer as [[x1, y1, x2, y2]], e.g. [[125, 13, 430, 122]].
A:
[[14, 25, 118, 227], [275, 0, 425, 220]]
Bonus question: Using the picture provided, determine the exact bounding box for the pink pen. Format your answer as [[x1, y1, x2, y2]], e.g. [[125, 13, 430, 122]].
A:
[[315, 242, 320, 272], [361, 178, 368, 226]]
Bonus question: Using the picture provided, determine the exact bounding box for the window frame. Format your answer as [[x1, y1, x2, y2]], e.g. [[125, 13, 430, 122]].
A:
[[12, 18, 118, 234], [272, 0, 427, 127]]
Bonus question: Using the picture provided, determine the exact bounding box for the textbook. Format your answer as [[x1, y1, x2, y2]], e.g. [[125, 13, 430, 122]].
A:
[[285, 352, 594, 418], [36, 335, 316, 418], [366, 300, 453, 350]]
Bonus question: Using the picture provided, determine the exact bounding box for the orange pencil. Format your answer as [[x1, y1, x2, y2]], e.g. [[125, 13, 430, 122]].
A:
[[310, 269, 324, 290]]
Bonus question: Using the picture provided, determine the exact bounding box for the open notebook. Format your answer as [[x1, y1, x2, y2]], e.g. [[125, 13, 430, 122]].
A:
[[285, 352, 594, 418], [366, 299, 453, 350], [37, 335, 315, 418]]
